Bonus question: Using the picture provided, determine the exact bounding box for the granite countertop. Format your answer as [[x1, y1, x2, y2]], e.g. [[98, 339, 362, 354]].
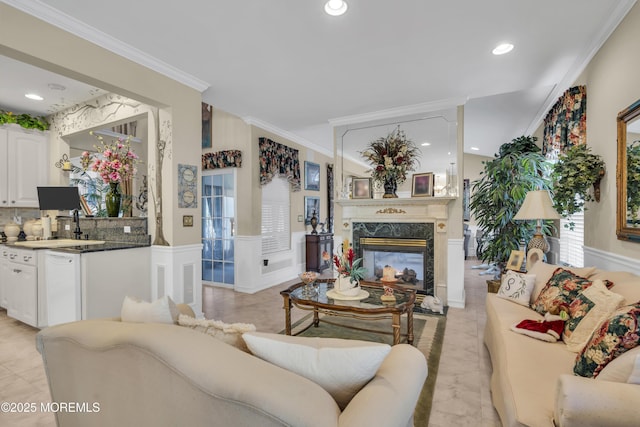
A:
[[2, 241, 150, 254]]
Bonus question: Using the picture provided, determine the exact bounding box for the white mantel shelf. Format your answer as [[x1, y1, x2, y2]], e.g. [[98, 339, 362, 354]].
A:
[[336, 197, 456, 207]]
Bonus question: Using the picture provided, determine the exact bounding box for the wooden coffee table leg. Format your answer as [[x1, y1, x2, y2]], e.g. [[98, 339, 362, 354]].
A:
[[392, 312, 401, 345], [407, 305, 414, 345], [283, 295, 292, 335]]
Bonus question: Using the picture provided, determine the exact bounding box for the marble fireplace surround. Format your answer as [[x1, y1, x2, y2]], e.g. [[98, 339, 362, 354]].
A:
[[337, 197, 456, 303]]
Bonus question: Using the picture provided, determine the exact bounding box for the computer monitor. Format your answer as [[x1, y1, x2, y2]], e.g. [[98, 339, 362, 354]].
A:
[[37, 187, 81, 211]]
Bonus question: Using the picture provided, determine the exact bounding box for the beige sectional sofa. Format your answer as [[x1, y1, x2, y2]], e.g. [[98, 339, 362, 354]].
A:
[[484, 254, 640, 427], [37, 317, 427, 427]]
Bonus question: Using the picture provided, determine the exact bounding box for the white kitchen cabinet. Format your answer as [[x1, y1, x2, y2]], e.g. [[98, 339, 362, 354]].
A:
[[0, 247, 10, 308], [0, 125, 49, 208], [5, 248, 38, 327]]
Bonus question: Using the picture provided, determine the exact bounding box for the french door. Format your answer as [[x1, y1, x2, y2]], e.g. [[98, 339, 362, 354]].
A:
[[201, 169, 235, 286]]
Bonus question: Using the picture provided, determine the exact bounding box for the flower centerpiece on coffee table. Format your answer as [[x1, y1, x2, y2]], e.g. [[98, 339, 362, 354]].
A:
[[331, 240, 367, 298], [360, 126, 420, 198]]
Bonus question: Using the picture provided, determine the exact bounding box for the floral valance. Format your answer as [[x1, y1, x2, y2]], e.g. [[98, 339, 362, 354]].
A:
[[259, 137, 301, 191], [202, 150, 242, 170], [543, 85, 587, 158]]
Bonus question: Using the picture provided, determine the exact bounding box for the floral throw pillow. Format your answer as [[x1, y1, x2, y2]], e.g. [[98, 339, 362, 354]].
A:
[[563, 280, 625, 353], [530, 268, 612, 315], [497, 270, 536, 306], [574, 303, 640, 378]]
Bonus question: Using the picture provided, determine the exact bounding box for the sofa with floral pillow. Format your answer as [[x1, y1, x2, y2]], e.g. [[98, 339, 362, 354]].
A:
[[484, 249, 640, 427]]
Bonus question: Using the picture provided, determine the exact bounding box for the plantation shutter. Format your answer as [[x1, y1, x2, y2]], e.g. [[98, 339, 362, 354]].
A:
[[559, 211, 584, 267], [261, 177, 290, 254]]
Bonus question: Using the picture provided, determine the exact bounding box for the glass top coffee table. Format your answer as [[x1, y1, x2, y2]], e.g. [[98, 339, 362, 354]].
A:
[[280, 280, 416, 345]]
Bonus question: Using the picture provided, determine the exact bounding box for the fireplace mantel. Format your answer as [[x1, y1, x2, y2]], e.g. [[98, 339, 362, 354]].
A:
[[336, 197, 456, 208], [337, 196, 456, 224], [336, 195, 462, 306]]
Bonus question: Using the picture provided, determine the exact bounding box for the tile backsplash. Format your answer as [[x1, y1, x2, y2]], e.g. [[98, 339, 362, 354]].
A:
[[0, 207, 41, 229]]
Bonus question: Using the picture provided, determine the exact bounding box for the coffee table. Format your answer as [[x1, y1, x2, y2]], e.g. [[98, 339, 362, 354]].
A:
[[280, 280, 416, 345]]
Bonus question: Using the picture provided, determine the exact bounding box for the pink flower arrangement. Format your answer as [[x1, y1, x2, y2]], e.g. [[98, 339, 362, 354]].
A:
[[82, 132, 139, 184]]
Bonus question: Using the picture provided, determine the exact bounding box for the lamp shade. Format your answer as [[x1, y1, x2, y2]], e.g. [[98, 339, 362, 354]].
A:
[[514, 190, 561, 220]]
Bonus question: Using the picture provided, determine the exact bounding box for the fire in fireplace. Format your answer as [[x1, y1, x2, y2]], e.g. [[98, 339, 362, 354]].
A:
[[360, 237, 427, 293]]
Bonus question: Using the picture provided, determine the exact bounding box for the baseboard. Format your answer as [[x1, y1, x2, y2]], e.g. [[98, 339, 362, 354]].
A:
[[583, 246, 639, 274]]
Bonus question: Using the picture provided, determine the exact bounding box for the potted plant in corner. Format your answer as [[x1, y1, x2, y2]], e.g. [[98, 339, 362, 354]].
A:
[[551, 144, 605, 230], [470, 136, 553, 275]]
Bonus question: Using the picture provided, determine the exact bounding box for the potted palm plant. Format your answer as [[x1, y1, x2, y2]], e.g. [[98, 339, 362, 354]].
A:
[[470, 136, 553, 272]]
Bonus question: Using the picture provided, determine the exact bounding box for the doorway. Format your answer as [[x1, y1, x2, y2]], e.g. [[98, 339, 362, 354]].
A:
[[201, 169, 236, 286]]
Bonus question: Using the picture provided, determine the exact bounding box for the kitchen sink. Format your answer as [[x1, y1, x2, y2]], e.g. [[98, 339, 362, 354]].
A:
[[14, 239, 106, 248]]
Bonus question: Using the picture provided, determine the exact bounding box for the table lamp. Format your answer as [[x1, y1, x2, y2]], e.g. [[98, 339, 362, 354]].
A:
[[514, 190, 561, 253]]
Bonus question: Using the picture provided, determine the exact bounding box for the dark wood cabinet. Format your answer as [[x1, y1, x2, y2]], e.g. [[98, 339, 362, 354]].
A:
[[305, 233, 333, 273]]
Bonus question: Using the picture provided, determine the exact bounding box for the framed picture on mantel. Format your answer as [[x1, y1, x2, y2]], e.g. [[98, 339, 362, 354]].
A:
[[411, 172, 434, 197]]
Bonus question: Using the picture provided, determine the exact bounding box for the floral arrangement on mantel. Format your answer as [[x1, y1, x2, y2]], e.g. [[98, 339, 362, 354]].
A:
[[82, 131, 139, 184], [333, 239, 366, 285], [360, 127, 420, 197], [0, 110, 49, 131]]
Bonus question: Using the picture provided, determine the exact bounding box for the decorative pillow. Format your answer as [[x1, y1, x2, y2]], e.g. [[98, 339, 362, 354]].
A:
[[530, 268, 612, 315], [497, 270, 536, 306], [563, 280, 625, 352], [242, 331, 391, 409], [527, 262, 596, 304], [178, 314, 256, 352], [597, 346, 640, 382], [574, 303, 640, 378], [121, 295, 179, 324]]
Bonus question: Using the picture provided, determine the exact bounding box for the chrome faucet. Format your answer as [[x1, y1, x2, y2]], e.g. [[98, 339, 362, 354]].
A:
[[73, 209, 82, 239]]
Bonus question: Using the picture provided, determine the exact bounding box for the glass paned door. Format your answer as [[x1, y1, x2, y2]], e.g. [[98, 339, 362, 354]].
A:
[[202, 170, 235, 285]]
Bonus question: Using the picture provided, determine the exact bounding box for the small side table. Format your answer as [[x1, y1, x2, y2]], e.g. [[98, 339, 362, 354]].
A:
[[487, 279, 501, 294]]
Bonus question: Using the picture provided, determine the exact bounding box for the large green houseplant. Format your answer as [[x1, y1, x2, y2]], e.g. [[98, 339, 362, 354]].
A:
[[470, 136, 553, 268], [551, 144, 605, 229]]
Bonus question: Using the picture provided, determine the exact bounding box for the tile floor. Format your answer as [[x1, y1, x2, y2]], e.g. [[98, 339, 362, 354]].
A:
[[0, 259, 500, 426]]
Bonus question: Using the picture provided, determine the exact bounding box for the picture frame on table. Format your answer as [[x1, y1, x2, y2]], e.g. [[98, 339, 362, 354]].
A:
[[304, 161, 320, 191], [352, 178, 372, 199], [411, 172, 434, 197], [506, 250, 525, 271], [304, 196, 320, 225]]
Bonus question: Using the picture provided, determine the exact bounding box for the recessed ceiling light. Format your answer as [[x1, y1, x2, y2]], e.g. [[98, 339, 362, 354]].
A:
[[492, 43, 514, 55], [471, 147, 480, 151], [25, 93, 44, 101], [48, 83, 66, 91], [325, 0, 348, 16], [421, 142, 431, 146]]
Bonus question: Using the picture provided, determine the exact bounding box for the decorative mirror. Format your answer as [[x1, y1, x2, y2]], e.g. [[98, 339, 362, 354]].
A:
[[616, 99, 640, 241]]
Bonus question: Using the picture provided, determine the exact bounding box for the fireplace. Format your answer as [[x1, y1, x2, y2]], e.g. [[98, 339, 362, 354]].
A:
[[353, 222, 434, 295], [361, 237, 427, 292]]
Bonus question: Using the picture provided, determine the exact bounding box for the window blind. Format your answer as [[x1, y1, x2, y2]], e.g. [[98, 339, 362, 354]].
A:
[[261, 178, 290, 254], [559, 211, 584, 267]]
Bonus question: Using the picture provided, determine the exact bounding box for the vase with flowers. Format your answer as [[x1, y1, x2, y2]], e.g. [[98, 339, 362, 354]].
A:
[[332, 239, 366, 296], [82, 132, 139, 217], [360, 127, 420, 198]]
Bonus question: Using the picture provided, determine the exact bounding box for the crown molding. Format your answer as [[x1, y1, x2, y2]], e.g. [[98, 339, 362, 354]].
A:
[[3, 0, 210, 92], [328, 97, 468, 127], [242, 116, 334, 157], [525, 0, 637, 134]]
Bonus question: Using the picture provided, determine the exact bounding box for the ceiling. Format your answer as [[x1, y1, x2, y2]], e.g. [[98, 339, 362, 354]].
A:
[[0, 0, 636, 160]]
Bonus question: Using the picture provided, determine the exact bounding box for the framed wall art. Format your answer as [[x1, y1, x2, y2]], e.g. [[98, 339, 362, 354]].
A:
[[202, 102, 212, 149], [352, 177, 371, 199], [411, 172, 434, 197], [305, 161, 320, 191], [304, 196, 320, 225]]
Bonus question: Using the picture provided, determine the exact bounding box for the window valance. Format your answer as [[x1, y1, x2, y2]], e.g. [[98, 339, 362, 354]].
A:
[[202, 150, 242, 170], [543, 85, 587, 158], [259, 137, 301, 191]]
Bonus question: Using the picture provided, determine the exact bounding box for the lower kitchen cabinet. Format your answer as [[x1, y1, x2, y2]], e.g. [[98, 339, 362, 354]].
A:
[[1, 247, 38, 327]]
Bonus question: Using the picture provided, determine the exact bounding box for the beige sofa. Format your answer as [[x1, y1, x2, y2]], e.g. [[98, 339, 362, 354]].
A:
[[36, 317, 427, 427], [484, 255, 640, 427]]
